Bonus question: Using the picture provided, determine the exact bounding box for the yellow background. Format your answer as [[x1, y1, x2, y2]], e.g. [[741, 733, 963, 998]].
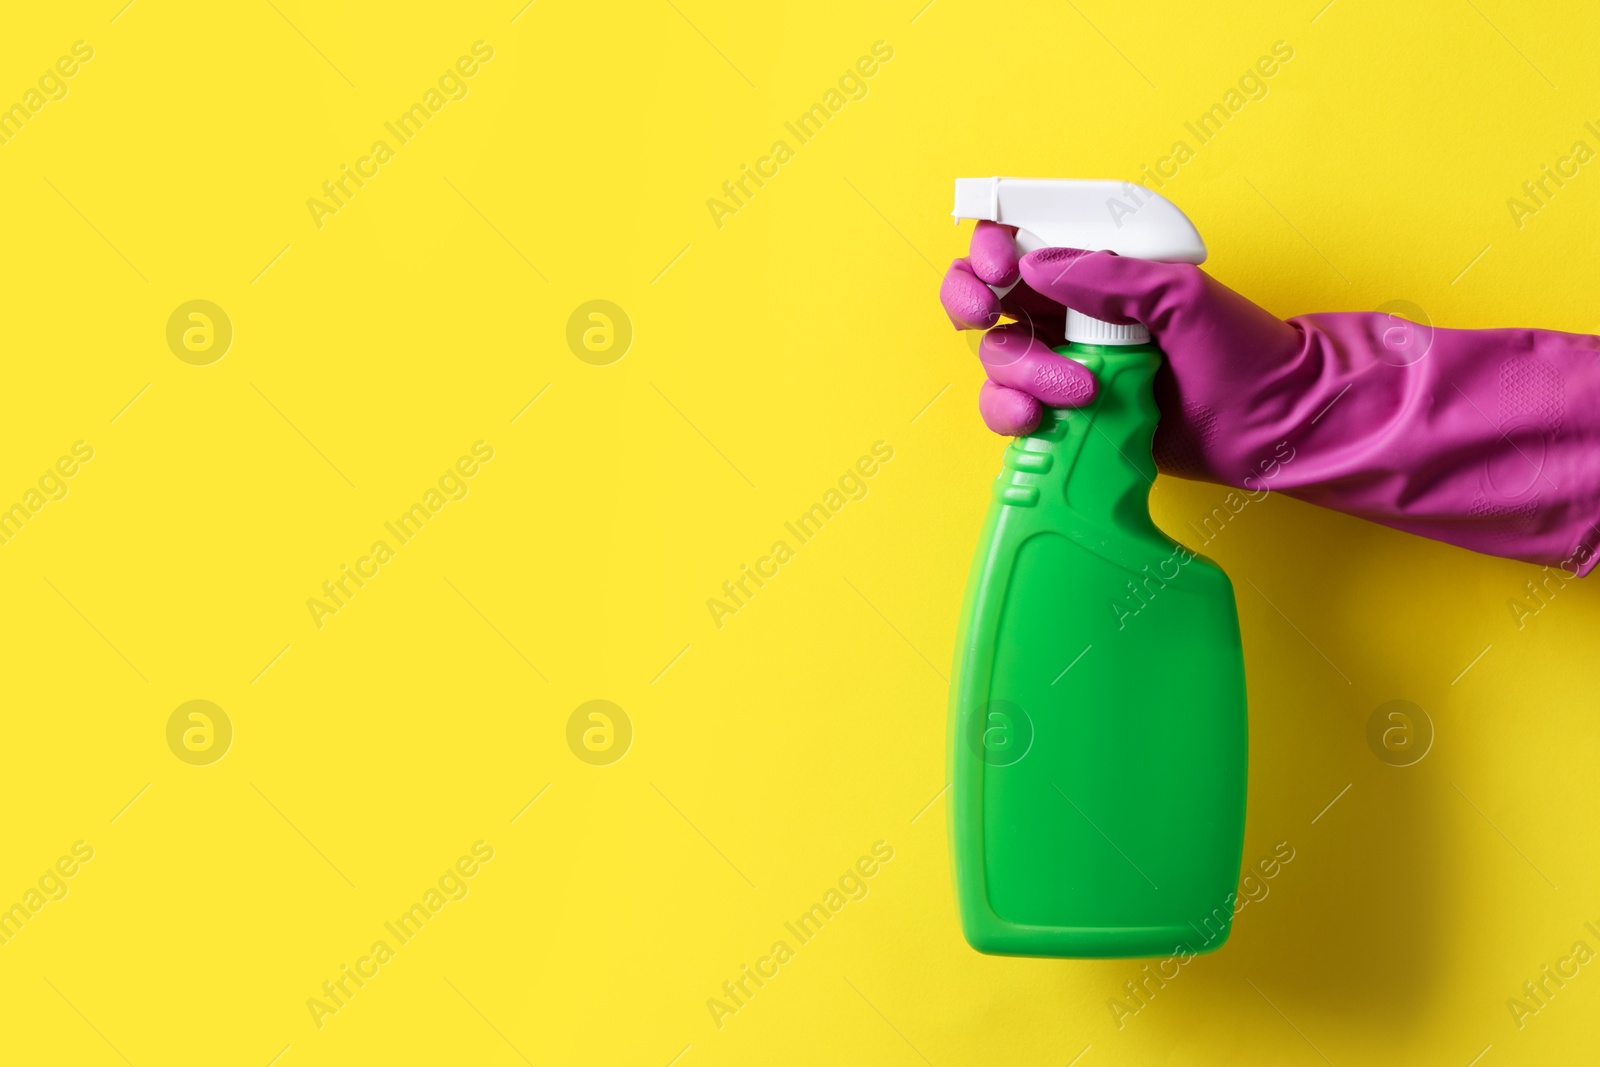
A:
[[2, 0, 1598, 1064]]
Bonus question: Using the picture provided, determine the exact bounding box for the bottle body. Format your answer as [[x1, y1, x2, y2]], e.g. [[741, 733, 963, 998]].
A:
[[948, 341, 1248, 958]]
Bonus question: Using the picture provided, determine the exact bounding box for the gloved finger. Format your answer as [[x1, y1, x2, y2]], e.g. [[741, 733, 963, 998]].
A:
[[945, 270, 1068, 337], [969, 221, 1020, 286], [941, 259, 1001, 329], [979, 381, 1042, 436], [943, 224, 1030, 329], [980, 323, 1097, 408]]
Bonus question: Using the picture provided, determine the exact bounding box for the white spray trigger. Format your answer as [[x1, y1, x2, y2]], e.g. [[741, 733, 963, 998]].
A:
[[952, 177, 1206, 345]]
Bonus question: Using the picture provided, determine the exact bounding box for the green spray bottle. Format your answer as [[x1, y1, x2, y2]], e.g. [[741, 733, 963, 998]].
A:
[[947, 178, 1247, 958]]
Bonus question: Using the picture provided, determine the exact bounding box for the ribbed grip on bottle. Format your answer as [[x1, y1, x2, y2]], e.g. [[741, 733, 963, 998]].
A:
[[1065, 309, 1149, 346]]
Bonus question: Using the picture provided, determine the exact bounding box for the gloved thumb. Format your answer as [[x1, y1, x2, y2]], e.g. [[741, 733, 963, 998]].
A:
[[1017, 248, 1205, 336], [1017, 248, 1299, 388]]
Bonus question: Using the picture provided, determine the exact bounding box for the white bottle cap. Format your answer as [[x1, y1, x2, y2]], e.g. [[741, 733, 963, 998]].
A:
[[1065, 309, 1149, 346]]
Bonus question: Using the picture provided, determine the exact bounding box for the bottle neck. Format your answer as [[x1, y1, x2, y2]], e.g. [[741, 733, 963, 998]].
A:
[[1043, 342, 1163, 538], [1065, 309, 1150, 346]]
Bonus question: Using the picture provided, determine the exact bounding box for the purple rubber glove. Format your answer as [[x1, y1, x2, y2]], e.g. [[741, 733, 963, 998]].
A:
[[941, 222, 1102, 430], [941, 227, 1600, 576]]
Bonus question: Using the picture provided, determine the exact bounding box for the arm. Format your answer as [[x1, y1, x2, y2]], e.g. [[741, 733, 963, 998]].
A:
[[941, 226, 1600, 575]]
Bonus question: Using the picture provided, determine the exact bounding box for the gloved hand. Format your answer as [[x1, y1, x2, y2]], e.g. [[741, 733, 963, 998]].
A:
[[940, 222, 1600, 576]]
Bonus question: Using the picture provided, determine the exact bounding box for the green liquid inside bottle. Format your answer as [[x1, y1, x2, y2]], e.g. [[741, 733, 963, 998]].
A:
[[948, 341, 1248, 958]]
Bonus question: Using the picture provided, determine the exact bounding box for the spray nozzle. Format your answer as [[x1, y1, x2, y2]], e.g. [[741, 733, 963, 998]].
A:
[[952, 177, 1206, 346]]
